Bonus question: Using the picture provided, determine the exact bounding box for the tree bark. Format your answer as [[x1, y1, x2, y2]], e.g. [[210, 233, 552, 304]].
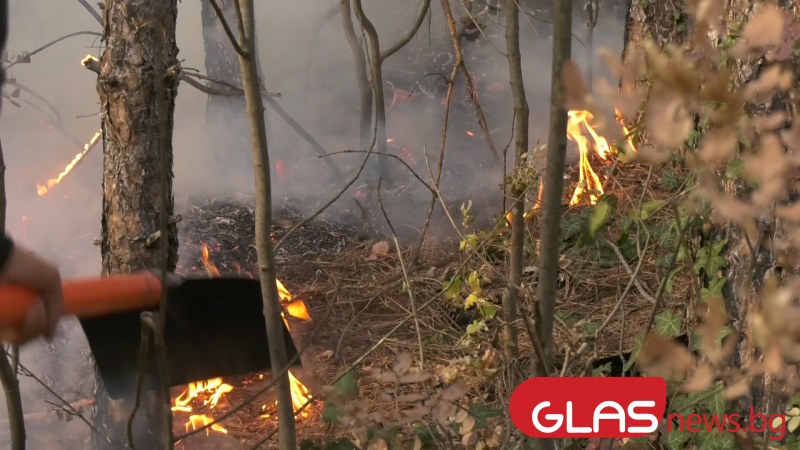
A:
[[201, 0, 252, 177], [535, 0, 572, 364], [93, 0, 180, 448], [502, 0, 525, 361], [340, 0, 373, 157], [234, 1, 297, 449], [0, 138, 24, 450]]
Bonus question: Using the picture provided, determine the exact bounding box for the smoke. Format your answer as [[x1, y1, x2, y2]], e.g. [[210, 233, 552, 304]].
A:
[[0, 0, 626, 446]]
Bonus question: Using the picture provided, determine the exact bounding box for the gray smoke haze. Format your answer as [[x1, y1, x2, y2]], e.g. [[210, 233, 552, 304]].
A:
[[0, 0, 626, 447]]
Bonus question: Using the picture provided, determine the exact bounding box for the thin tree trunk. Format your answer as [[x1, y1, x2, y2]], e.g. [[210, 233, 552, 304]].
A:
[[340, 0, 373, 155], [536, 0, 572, 362], [93, 0, 180, 448], [201, 0, 252, 178], [0, 138, 24, 450], [351, 0, 389, 184], [234, 1, 297, 449], [502, 0, 525, 361]]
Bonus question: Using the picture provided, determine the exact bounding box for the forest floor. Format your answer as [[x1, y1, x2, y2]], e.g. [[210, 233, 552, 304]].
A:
[[167, 147, 693, 449]]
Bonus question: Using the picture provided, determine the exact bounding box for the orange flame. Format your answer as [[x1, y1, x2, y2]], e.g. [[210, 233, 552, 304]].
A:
[[615, 108, 637, 156], [567, 110, 607, 205], [190, 244, 313, 421], [200, 243, 221, 277], [36, 131, 101, 196], [172, 378, 233, 434], [288, 371, 312, 417], [185, 415, 228, 435]]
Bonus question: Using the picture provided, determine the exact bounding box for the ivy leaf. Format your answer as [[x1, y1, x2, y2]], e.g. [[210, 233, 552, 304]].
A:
[[624, 333, 645, 373], [469, 403, 503, 427], [638, 199, 667, 220], [334, 371, 358, 399], [665, 429, 693, 450], [655, 310, 682, 337], [789, 416, 800, 433], [696, 431, 734, 450], [701, 276, 727, 300], [706, 388, 726, 418], [589, 201, 611, 237]]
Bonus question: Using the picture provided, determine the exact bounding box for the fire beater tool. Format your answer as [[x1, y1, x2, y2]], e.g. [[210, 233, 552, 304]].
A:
[[0, 272, 299, 399]]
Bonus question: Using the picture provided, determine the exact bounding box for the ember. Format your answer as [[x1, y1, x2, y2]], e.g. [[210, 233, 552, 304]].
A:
[[36, 130, 101, 196]]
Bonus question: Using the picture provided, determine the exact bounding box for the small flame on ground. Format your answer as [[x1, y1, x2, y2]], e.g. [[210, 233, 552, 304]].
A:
[[615, 108, 637, 156], [386, 137, 395, 144], [184, 415, 228, 435], [36, 131, 101, 196], [173, 378, 234, 434], [567, 110, 607, 206], [288, 371, 312, 417], [200, 244, 221, 277], [466, 130, 475, 137]]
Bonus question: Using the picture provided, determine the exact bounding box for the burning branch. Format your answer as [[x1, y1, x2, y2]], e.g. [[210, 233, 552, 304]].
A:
[[36, 130, 101, 197]]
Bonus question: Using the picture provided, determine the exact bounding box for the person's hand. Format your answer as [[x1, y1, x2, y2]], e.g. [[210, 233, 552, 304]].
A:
[[0, 245, 63, 344]]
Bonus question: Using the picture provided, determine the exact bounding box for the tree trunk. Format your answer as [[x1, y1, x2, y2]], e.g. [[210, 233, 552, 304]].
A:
[[92, 0, 180, 448], [0, 139, 24, 450], [234, 1, 297, 449], [201, 0, 253, 180], [502, 0, 525, 361]]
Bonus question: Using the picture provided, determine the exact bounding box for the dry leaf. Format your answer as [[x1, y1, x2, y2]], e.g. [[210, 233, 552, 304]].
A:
[[393, 352, 412, 377], [681, 365, 715, 393], [441, 381, 467, 402], [698, 129, 737, 167], [723, 378, 750, 400], [318, 349, 334, 361], [367, 439, 388, 450], [460, 415, 476, 434], [637, 334, 694, 381], [646, 96, 692, 148], [367, 240, 390, 261], [402, 404, 430, 421], [776, 203, 800, 222], [742, 5, 784, 50], [398, 371, 431, 384], [743, 65, 792, 102], [754, 112, 788, 133], [462, 431, 479, 448]]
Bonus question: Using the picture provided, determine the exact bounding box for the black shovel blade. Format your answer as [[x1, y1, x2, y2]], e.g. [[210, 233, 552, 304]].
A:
[[79, 277, 300, 399]]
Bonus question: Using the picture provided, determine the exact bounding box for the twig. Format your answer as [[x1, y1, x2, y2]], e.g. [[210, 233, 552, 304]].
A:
[[440, 0, 499, 161], [418, 61, 457, 247], [322, 149, 434, 193], [75, 0, 103, 24], [15, 360, 115, 447], [207, 0, 248, 58], [126, 316, 153, 449], [0, 350, 23, 450], [380, 0, 432, 62], [377, 179, 425, 368], [520, 307, 550, 376], [606, 240, 656, 304], [3, 31, 102, 70]]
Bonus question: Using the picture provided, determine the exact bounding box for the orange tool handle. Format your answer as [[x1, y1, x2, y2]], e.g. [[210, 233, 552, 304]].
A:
[[0, 272, 163, 328]]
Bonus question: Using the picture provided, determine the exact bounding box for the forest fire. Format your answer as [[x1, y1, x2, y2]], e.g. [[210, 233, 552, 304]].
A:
[[176, 243, 313, 431], [36, 130, 101, 196]]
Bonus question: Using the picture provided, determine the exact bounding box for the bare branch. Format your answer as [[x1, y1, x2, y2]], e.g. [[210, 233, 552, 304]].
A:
[[380, 0, 432, 62], [3, 31, 102, 70], [75, 0, 103, 24], [208, 0, 249, 58]]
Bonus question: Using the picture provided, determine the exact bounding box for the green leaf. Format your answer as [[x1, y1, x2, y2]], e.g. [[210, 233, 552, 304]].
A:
[[624, 333, 645, 372], [444, 275, 462, 299], [695, 240, 727, 276], [665, 429, 693, 450], [706, 388, 726, 418], [333, 371, 358, 399], [469, 403, 503, 427], [322, 402, 340, 423], [466, 271, 481, 292], [639, 199, 666, 220], [655, 310, 682, 337], [479, 303, 497, 320], [701, 276, 727, 300], [696, 431, 734, 450], [464, 293, 480, 310], [466, 320, 486, 335], [589, 201, 611, 237], [790, 416, 800, 433], [460, 234, 478, 251]]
